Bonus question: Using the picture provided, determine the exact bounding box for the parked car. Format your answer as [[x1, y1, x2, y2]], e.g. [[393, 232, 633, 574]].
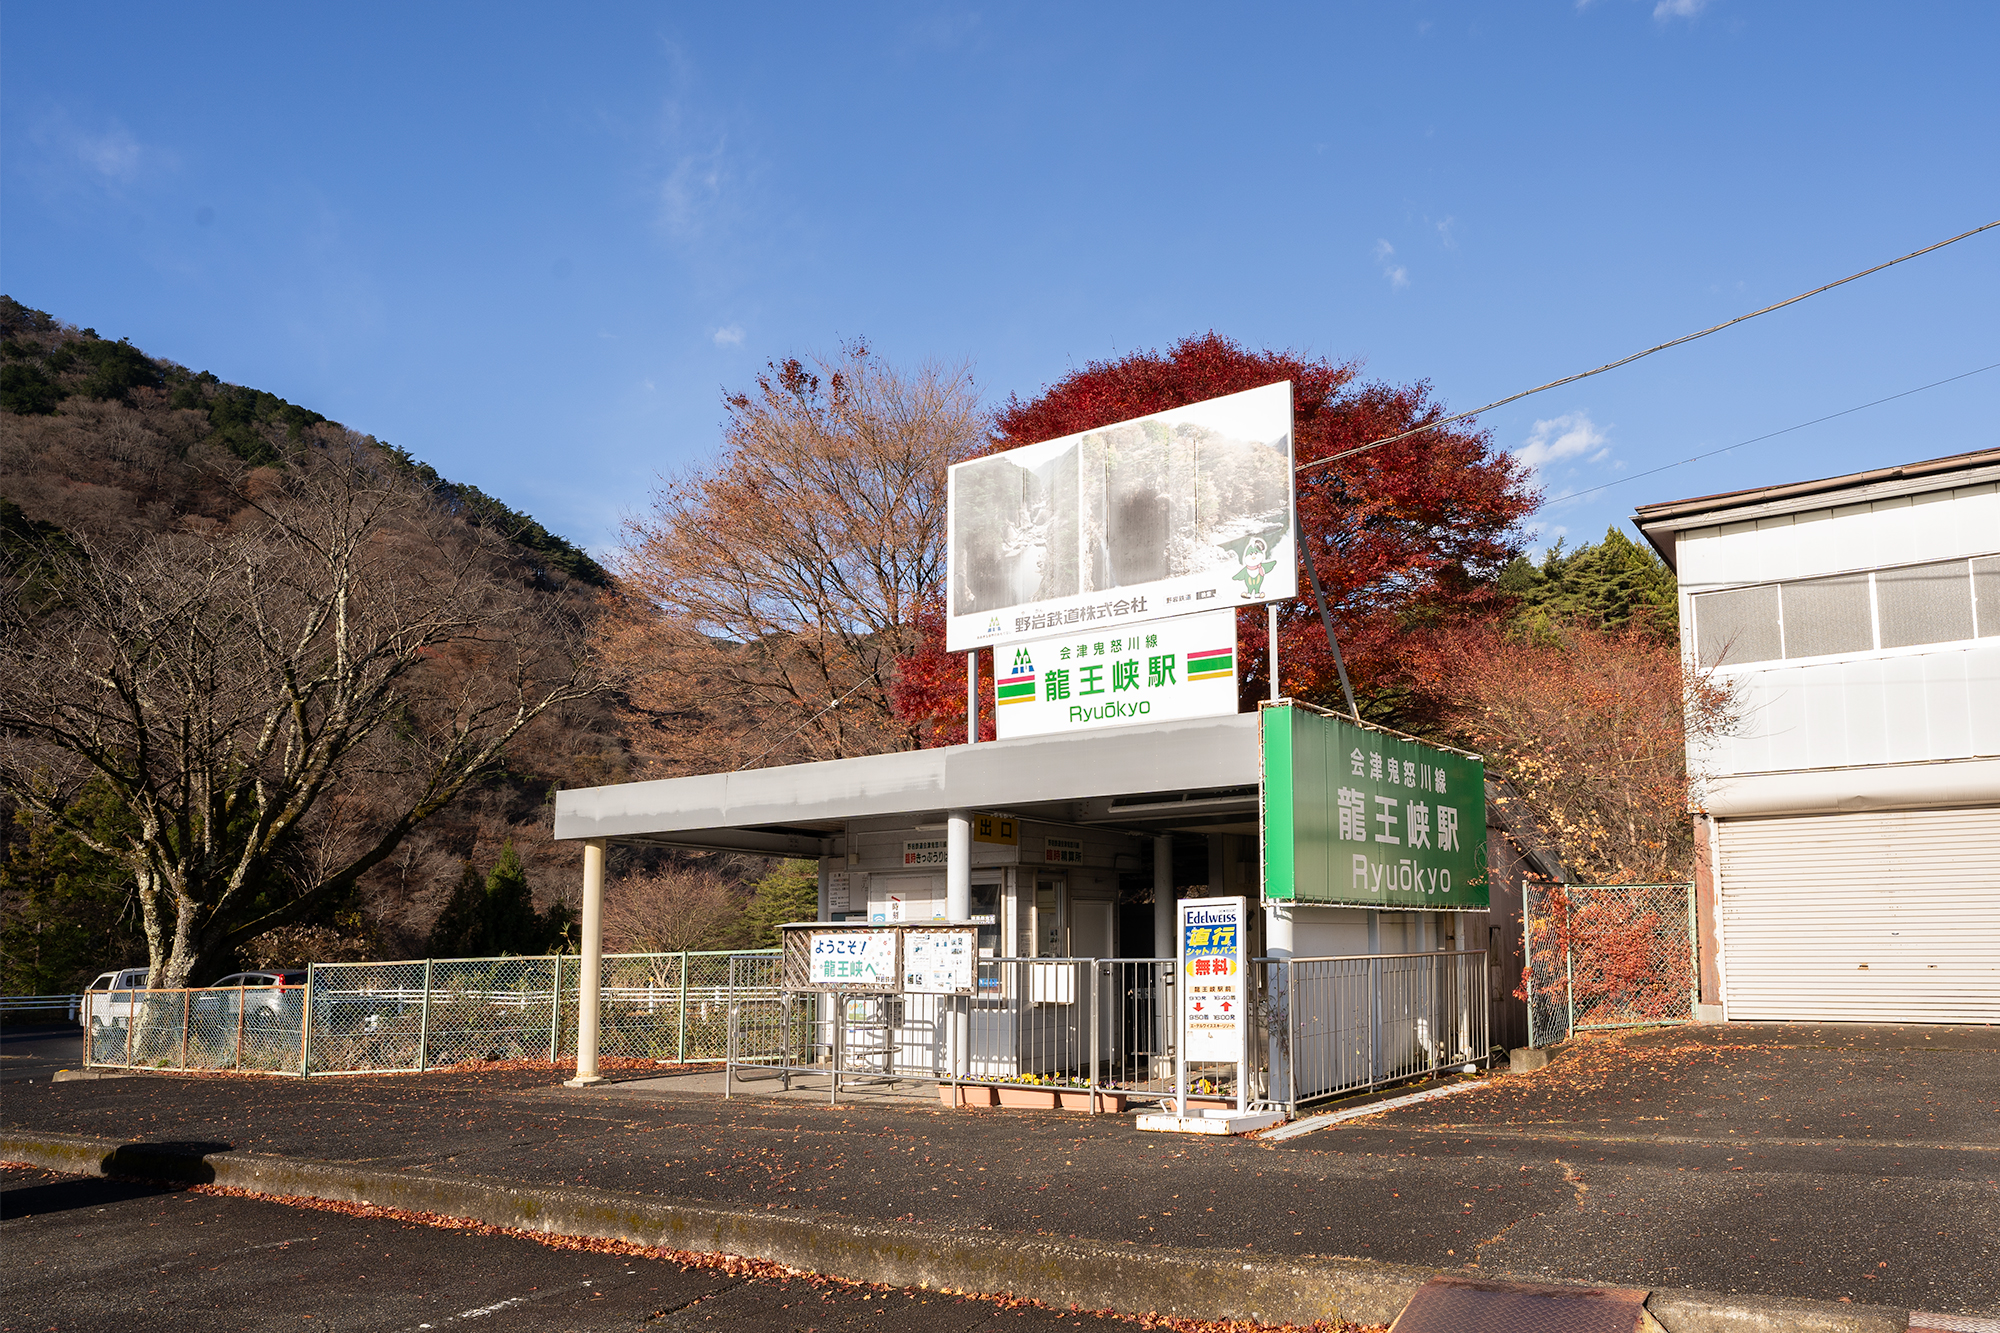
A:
[[76, 968, 151, 1027], [195, 971, 308, 1029]]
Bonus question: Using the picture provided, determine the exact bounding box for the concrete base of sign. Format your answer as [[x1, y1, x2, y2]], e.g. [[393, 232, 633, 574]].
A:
[[1508, 1047, 1550, 1074], [1136, 1110, 1285, 1136], [563, 1074, 605, 1088]]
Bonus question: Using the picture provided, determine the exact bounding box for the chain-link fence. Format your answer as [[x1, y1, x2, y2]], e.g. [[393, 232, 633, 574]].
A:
[[84, 986, 307, 1074], [1525, 882, 1695, 1047], [81, 950, 779, 1077]]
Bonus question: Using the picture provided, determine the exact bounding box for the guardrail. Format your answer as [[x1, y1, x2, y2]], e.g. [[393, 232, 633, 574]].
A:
[[0, 994, 83, 1018]]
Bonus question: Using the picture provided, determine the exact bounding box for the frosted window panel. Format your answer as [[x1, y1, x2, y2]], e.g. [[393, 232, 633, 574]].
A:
[[1779, 573, 1873, 659], [1975, 555, 2000, 638], [1694, 584, 1781, 666], [1876, 559, 1974, 649]]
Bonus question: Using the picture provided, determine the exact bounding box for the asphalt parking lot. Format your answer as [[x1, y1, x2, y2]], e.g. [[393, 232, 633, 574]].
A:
[[4, 1021, 1995, 1317], [0, 1164, 1136, 1333]]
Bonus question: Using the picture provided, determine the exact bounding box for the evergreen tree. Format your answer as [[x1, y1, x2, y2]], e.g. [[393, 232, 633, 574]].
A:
[[425, 860, 487, 958], [423, 845, 566, 957], [1500, 526, 1677, 640], [481, 844, 541, 954], [0, 785, 145, 993], [744, 859, 821, 947]]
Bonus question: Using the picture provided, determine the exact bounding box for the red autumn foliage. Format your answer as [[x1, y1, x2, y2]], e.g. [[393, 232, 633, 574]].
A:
[[890, 333, 1537, 739]]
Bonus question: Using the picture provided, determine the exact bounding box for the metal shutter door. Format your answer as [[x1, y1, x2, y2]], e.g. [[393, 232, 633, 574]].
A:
[[1716, 807, 2000, 1023]]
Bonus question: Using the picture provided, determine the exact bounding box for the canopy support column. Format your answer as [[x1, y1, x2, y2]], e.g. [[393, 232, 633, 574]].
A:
[[564, 837, 607, 1088], [946, 810, 972, 923]]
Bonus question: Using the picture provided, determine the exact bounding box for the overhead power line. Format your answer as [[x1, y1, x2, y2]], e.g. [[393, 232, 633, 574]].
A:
[[1298, 219, 2000, 474], [1548, 361, 2000, 506]]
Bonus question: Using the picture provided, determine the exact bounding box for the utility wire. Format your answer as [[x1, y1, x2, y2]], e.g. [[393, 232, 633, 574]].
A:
[[1548, 361, 2000, 505], [734, 678, 874, 772], [1298, 219, 2000, 474]]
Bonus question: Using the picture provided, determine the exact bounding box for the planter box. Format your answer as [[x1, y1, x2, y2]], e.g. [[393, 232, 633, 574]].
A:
[[938, 1083, 997, 1107], [940, 1083, 1125, 1112]]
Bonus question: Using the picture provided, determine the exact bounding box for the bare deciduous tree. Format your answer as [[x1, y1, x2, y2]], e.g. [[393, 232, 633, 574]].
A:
[[601, 342, 984, 772], [0, 438, 610, 987], [600, 866, 747, 956]]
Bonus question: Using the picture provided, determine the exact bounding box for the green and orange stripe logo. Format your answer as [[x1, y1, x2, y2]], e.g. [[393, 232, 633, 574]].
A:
[[1186, 647, 1233, 681]]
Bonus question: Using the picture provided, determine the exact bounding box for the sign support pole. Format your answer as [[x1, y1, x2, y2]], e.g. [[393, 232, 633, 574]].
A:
[[965, 650, 979, 744], [1296, 512, 1360, 721], [1267, 603, 1281, 701]]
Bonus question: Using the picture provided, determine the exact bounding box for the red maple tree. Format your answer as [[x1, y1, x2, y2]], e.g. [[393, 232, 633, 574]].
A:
[[891, 332, 1538, 738]]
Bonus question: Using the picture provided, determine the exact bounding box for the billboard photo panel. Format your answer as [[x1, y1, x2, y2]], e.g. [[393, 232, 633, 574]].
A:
[[946, 381, 1295, 651]]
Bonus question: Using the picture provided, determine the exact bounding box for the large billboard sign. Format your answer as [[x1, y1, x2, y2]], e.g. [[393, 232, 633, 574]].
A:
[[945, 382, 1296, 652], [992, 607, 1239, 740], [1260, 701, 1489, 910]]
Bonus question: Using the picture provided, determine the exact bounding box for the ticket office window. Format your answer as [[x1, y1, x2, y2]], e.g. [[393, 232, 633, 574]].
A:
[[969, 877, 1002, 959], [1016, 876, 1064, 958]]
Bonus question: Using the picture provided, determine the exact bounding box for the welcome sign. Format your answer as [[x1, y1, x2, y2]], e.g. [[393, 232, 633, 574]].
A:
[[993, 607, 1239, 739]]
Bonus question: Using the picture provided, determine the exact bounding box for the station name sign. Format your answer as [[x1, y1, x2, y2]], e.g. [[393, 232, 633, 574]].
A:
[[993, 607, 1239, 740], [1260, 702, 1488, 910]]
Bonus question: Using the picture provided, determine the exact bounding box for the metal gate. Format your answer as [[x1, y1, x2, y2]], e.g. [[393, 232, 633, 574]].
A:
[[1524, 882, 1695, 1048]]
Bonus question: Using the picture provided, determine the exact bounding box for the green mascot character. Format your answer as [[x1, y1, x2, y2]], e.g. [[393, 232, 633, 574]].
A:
[[1232, 537, 1278, 599]]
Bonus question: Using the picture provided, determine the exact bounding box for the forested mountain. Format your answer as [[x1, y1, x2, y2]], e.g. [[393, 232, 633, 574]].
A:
[[0, 297, 628, 992], [0, 298, 605, 585]]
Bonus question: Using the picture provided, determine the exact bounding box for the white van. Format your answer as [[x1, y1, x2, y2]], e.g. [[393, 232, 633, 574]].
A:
[[76, 968, 151, 1026]]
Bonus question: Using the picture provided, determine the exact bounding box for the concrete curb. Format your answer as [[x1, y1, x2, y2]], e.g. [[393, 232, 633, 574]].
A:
[[1, 1131, 1906, 1332]]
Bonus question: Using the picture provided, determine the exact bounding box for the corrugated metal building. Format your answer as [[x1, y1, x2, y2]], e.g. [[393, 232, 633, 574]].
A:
[[1634, 447, 2000, 1024]]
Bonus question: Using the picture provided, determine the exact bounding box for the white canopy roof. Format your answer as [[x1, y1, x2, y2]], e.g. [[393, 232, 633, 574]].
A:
[[552, 713, 1263, 855]]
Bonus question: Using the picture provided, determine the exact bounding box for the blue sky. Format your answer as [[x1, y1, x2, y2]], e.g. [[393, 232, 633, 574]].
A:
[[5, 2, 1995, 560]]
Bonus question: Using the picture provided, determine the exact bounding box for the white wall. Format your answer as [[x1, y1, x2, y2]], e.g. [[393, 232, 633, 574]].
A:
[[1678, 481, 2000, 781], [1676, 481, 1999, 591], [1707, 642, 2000, 775]]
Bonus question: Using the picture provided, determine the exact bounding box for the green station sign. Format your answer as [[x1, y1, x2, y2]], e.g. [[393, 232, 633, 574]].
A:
[[1260, 701, 1488, 910]]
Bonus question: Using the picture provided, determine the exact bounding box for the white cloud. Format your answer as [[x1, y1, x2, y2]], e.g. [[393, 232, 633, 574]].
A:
[[658, 137, 729, 237], [27, 111, 168, 191], [72, 125, 144, 181], [1435, 216, 1458, 249], [1515, 410, 1610, 482], [1654, 0, 1710, 17], [1523, 523, 1569, 559], [712, 325, 745, 347], [1373, 239, 1409, 289]]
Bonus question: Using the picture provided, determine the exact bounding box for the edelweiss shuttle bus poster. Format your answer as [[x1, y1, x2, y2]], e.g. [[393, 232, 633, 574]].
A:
[[946, 381, 1296, 652]]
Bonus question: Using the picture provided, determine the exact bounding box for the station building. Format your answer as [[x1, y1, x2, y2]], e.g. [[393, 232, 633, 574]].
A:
[[552, 700, 1508, 1102]]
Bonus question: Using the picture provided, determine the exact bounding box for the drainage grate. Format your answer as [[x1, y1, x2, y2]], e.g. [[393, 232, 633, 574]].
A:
[[1388, 1276, 1663, 1333]]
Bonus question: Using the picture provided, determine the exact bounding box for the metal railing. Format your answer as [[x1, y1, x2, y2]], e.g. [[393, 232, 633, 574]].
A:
[[1, 994, 84, 1019], [83, 986, 307, 1073], [80, 949, 779, 1077], [729, 949, 1492, 1113], [726, 957, 1186, 1110], [1264, 950, 1489, 1111]]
